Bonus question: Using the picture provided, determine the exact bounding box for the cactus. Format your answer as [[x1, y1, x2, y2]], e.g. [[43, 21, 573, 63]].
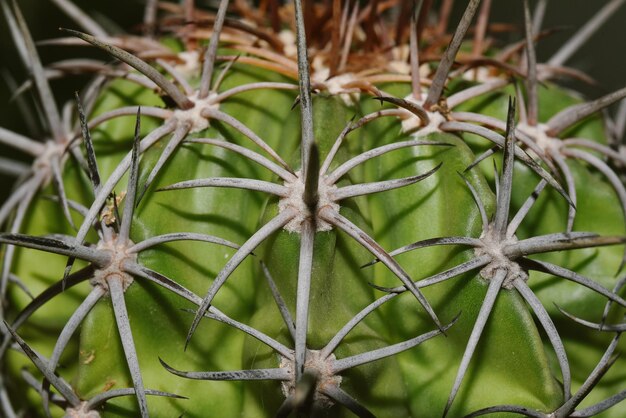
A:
[[1, 0, 626, 417]]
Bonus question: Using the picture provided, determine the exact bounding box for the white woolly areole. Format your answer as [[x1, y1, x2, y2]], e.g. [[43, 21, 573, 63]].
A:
[[461, 67, 498, 84], [475, 227, 528, 289], [279, 350, 342, 409], [386, 60, 431, 78], [64, 402, 100, 418], [517, 122, 561, 155], [90, 239, 137, 292], [278, 171, 339, 233], [409, 111, 447, 137], [400, 93, 447, 136], [173, 50, 201, 78], [387, 59, 412, 75], [278, 30, 298, 58], [172, 93, 219, 133], [310, 57, 361, 107], [387, 45, 432, 78]]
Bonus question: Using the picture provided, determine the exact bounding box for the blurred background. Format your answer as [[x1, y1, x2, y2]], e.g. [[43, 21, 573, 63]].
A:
[[1, 0, 625, 198]]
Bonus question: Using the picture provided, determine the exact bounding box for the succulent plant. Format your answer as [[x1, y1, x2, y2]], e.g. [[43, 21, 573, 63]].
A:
[[1, 0, 626, 417]]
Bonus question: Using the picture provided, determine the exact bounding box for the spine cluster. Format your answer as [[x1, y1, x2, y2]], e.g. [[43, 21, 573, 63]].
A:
[[0, 1, 625, 417]]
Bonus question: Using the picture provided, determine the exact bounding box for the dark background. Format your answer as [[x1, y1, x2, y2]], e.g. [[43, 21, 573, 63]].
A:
[[1, 0, 625, 197]]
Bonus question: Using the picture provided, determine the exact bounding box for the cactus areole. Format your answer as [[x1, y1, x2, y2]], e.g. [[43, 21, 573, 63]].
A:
[[1, 1, 626, 417]]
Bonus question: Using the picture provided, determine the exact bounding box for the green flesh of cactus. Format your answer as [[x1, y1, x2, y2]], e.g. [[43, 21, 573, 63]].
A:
[[1, 1, 626, 418]]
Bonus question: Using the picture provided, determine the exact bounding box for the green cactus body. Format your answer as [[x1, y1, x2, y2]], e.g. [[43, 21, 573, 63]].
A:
[[1, 1, 626, 418], [242, 95, 413, 417], [7, 62, 301, 416]]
